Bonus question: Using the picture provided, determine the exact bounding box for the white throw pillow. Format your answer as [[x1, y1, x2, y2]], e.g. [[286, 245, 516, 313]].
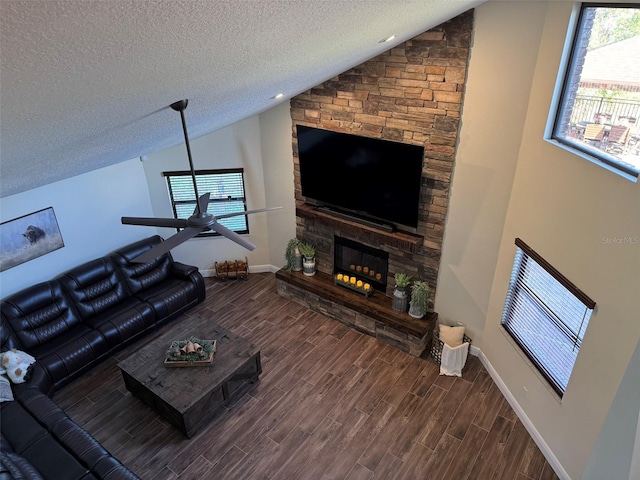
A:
[[0, 349, 36, 384], [439, 324, 466, 348]]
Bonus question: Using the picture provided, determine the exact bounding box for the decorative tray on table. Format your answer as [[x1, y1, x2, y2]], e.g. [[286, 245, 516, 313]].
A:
[[164, 337, 217, 367]]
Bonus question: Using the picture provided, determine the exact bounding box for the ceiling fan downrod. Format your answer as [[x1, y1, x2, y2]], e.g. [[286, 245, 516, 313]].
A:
[[170, 99, 201, 212]]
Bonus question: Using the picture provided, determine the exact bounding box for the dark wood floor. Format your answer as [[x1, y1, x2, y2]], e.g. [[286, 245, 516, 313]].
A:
[[55, 273, 559, 480]]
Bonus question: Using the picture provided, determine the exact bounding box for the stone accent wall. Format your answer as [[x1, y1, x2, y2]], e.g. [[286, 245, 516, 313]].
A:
[[277, 278, 432, 356], [290, 10, 474, 303]]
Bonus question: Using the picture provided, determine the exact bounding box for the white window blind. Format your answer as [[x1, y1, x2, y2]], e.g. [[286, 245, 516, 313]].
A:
[[163, 169, 248, 235], [501, 238, 596, 396]]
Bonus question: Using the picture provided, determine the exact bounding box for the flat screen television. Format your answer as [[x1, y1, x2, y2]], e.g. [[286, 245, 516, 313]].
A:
[[296, 125, 424, 230]]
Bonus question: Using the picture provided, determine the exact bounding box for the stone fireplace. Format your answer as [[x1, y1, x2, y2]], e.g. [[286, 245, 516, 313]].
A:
[[277, 11, 473, 356], [334, 237, 389, 293], [295, 205, 423, 297]]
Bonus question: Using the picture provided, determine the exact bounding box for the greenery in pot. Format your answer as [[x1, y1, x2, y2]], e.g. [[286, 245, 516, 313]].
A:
[[298, 242, 316, 259], [284, 238, 301, 271], [394, 272, 412, 289], [409, 281, 430, 318]]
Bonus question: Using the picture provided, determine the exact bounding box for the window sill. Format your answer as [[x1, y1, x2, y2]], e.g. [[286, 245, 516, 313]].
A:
[[544, 138, 639, 183], [499, 325, 564, 405]]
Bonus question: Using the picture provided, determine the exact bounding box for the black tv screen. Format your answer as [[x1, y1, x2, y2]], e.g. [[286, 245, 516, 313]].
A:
[[297, 125, 424, 230]]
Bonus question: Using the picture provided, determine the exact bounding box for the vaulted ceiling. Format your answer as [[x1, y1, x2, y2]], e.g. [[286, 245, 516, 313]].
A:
[[0, 0, 483, 198]]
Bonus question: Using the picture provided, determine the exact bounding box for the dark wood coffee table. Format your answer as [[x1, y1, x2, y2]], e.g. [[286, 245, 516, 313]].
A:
[[117, 315, 261, 438]]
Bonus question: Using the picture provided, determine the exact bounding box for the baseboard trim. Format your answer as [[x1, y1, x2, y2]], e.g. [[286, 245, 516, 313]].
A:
[[471, 347, 571, 480]]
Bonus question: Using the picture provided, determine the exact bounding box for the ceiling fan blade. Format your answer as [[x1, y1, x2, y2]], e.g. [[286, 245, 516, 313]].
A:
[[214, 206, 282, 220], [211, 222, 256, 251], [196, 192, 210, 215], [130, 226, 204, 263], [122, 217, 189, 228]]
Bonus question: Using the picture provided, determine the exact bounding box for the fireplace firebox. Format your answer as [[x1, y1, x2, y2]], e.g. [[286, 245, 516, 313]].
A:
[[333, 236, 389, 293]]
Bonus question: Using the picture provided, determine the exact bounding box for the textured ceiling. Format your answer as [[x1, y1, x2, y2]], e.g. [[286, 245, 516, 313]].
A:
[[0, 0, 482, 198]]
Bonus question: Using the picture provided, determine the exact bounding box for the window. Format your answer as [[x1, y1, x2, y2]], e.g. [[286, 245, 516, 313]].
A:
[[501, 238, 596, 397], [163, 168, 248, 236], [548, 3, 640, 181]]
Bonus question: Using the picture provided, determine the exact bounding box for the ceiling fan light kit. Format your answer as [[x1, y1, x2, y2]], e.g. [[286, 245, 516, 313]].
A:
[[121, 100, 281, 263]]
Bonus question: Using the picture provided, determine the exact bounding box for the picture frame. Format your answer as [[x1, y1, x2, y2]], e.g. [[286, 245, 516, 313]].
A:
[[0, 207, 64, 272]]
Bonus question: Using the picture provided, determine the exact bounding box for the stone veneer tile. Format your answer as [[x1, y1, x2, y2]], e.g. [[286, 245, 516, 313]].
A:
[[290, 10, 474, 310], [276, 277, 432, 357]]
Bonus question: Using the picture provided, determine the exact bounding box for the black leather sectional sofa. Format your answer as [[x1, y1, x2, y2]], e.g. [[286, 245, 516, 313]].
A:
[[0, 235, 205, 479]]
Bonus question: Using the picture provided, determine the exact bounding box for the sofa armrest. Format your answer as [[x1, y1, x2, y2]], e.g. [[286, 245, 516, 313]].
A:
[[171, 263, 205, 303], [171, 262, 198, 279], [1, 451, 45, 480], [13, 363, 54, 399]]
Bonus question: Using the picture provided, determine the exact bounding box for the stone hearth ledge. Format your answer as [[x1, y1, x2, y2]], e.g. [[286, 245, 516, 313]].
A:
[[276, 269, 437, 357]]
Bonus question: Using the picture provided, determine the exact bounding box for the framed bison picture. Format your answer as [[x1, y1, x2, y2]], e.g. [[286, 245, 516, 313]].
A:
[[0, 207, 64, 272]]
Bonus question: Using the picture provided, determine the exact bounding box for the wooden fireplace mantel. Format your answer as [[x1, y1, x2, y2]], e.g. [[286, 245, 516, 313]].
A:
[[276, 269, 436, 356], [295, 202, 423, 254]]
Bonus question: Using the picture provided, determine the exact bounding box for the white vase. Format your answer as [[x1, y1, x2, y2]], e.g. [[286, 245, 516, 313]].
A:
[[408, 303, 425, 319], [302, 257, 316, 276]]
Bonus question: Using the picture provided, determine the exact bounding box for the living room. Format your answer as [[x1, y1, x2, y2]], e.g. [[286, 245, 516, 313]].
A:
[[1, 1, 639, 479]]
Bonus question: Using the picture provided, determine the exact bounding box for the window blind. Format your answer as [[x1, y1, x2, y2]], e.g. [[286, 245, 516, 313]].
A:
[[163, 169, 248, 234], [501, 238, 595, 396]]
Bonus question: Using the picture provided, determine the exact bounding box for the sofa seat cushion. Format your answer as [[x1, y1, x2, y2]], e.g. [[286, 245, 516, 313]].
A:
[[29, 325, 108, 389], [83, 298, 155, 349], [1, 281, 82, 351], [1, 390, 139, 480], [110, 236, 203, 320], [133, 277, 201, 322]]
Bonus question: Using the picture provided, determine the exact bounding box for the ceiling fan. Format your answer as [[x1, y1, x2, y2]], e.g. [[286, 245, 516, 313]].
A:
[[122, 99, 281, 263]]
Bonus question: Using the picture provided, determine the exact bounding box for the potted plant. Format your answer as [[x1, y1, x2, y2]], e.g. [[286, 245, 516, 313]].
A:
[[298, 242, 316, 276], [409, 281, 430, 319], [284, 238, 302, 272], [392, 272, 411, 312]]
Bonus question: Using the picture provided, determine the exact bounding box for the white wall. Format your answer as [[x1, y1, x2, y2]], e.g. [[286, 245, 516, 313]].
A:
[[140, 104, 296, 274], [0, 159, 154, 297], [582, 339, 640, 479], [142, 116, 274, 274], [455, 2, 640, 479], [435, 2, 546, 346], [259, 101, 297, 268]]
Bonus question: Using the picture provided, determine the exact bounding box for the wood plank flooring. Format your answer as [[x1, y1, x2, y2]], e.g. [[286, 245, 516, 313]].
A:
[[55, 273, 559, 480]]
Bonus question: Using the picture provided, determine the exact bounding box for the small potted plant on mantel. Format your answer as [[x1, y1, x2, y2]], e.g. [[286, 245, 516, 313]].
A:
[[392, 272, 411, 312], [284, 238, 302, 272], [409, 280, 430, 319], [298, 242, 316, 276]]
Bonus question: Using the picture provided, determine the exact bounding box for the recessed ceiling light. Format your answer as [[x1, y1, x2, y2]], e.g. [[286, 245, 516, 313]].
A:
[[379, 35, 396, 44], [272, 93, 285, 100]]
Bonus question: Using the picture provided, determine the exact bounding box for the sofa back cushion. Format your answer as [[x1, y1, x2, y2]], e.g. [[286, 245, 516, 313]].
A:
[[111, 235, 174, 294], [57, 257, 129, 321], [0, 315, 22, 352], [0, 281, 81, 350]]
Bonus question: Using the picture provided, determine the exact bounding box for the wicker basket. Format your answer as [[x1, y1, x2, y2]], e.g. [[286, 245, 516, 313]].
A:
[[430, 329, 472, 365]]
